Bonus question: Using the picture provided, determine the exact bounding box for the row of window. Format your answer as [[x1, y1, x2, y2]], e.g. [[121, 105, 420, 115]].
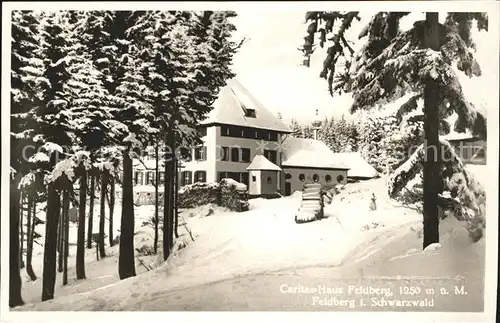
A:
[[134, 170, 209, 187], [179, 146, 278, 164], [134, 171, 165, 186], [180, 146, 207, 162], [221, 125, 279, 142], [221, 147, 251, 163], [180, 171, 207, 186], [219, 147, 277, 164], [285, 172, 344, 184], [182, 171, 253, 188]]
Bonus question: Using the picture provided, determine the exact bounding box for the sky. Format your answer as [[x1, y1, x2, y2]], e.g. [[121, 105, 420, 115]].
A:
[[228, 11, 496, 125]]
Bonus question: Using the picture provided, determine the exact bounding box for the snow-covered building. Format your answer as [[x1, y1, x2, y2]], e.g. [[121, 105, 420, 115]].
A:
[[442, 133, 486, 165], [331, 152, 380, 180], [175, 78, 349, 197]]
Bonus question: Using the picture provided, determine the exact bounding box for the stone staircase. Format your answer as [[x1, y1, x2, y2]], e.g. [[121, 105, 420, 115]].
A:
[[295, 183, 324, 224]]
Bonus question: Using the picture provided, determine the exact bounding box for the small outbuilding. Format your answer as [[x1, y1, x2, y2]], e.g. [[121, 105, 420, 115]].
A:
[[246, 154, 282, 196]]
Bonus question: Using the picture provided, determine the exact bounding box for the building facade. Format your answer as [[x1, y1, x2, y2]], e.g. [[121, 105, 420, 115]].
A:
[[174, 79, 349, 197]]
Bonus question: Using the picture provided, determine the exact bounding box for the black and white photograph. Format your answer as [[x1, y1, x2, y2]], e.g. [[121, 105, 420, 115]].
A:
[[1, 1, 499, 322]]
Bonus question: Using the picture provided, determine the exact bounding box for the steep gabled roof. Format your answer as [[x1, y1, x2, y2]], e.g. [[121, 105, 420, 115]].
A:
[[246, 154, 282, 171], [201, 79, 292, 133], [281, 137, 349, 169]]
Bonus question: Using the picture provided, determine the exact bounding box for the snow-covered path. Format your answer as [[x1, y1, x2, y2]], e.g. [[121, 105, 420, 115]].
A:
[[16, 176, 485, 312], [18, 213, 484, 312]]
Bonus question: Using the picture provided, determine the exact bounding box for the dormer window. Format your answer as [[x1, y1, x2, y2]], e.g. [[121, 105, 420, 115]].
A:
[[244, 108, 256, 118]]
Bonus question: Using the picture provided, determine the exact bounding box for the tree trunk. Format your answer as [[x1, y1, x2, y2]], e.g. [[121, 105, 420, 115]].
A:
[[422, 12, 441, 249], [41, 183, 60, 301], [168, 142, 176, 248], [26, 192, 37, 281], [57, 195, 64, 273], [108, 176, 115, 247], [62, 190, 70, 286], [20, 192, 25, 269], [99, 171, 107, 258], [154, 142, 159, 254], [76, 171, 87, 279], [9, 177, 24, 307], [174, 156, 179, 239], [87, 174, 95, 249], [118, 149, 136, 279], [163, 138, 172, 261]]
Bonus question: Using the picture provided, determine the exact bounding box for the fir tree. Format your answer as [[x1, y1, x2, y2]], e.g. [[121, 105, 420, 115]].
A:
[[302, 11, 488, 248], [10, 9, 46, 307], [289, 119, 303, 137]]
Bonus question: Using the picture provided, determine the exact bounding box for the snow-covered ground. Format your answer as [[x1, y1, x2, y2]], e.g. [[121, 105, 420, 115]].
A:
[[16, 167, 486, 311]]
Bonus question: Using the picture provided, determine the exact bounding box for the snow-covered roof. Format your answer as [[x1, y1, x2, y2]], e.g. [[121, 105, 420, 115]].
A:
[[201, 79, 292, 133], [331, 152, 379, 179], [246, 155, 282, 171], [281, 137, 349, 170]]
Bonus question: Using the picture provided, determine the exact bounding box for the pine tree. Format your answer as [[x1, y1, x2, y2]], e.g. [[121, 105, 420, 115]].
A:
[[290, 119, 303, 137], [302, 125, 314, 139], [113, 11, 155, 279], [30, 10, 79, 302], [302, 11, 488, 247], [9, 171, 24, 307], [10, 10, 45, 306]]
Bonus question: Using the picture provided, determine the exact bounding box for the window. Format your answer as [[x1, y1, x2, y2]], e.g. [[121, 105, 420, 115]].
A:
[[252, 176, 256, 182], [256, 130, 267, 140], [269, 132, 278, 141], [243, 128, 254, 138], [312, 174, 320, 182], [181, 171, 192, 186], [146, 171, 154, 185], [231, 147, 240, 162], [299, 174, 305, 182], [221, 126, 230, 136], [267, 177, 272, 184], [221, 146, 229, 161], [244, 108, 256, 118], [194, 171, 207, 183], [264, 149, 277, 164], [194, 146, 207, 161], [180, 147, 192, 161], [325, 175, 332, 183], [231, 172, 241, 181], [229, 126, 240, 137], [285, 173, 292, 180], [134, 172, 144, 185], [241, 148, 251, 163], [337, 174, 344, 183], [474, 146, 485, 158], [218, 172, 227, 182], [241, 173, 249, 187]]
